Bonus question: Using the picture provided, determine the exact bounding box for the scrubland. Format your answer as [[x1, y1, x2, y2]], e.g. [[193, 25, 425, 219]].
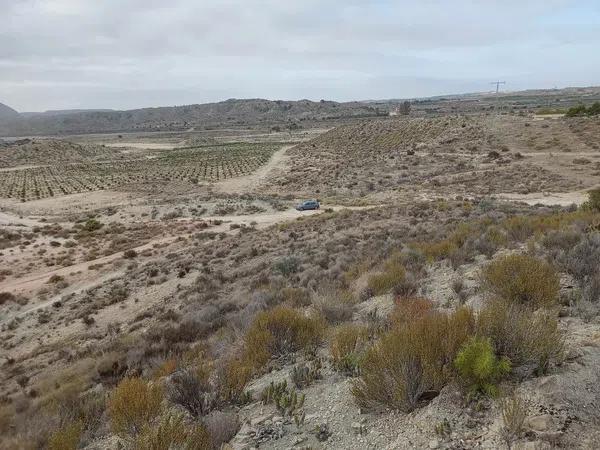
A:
[[1, 109, 600, 450]]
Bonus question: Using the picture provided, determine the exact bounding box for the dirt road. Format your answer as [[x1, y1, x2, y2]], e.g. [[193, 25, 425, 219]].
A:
[[0, 204, 376, 323], [213, 145, 292, 194]]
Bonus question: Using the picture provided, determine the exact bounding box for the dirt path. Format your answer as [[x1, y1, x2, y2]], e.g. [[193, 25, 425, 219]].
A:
[[0, 204, 378, 323], [212, 145, 292, 194]]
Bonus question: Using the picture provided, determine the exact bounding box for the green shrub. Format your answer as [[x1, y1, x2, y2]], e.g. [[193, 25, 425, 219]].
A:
[[83, 218, 103, 232], [108, 377, 163, 437], [274, 256, 300, 276], [133, 413, 211, 450], [454, 337, 510, 397], [352, 307, 474, 412], [480, 254, 559, 308]]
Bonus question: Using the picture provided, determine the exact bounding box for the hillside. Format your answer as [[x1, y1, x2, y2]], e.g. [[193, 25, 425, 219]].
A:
[[0, 99, 385, 137], [0, 103, 19, 121]]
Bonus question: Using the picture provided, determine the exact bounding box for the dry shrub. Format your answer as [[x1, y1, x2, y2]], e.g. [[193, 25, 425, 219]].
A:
[[503, 216, 534, 242], [167, 368, 216, 418], [204, 411, 239, 448], [563, 233, 600, 282], [108, 377, 163, 437], [389, 297, 434, 327], [367, 259, 406, 295], [47, 421, 83, 450], [480, 254, 559, 308], [219, 357, 253, 404], [477, 300, 563, 376], [499, 394, 527, 448], [352, 306, 474, 412], [133, 413, 211, 450], [330, 324, 369, 375], [279, 286, 311, 307], [151, 359, 178, 380], [244, 306, 325, 369], [414, 239, 457, 262], [312, 286, 355, 324]]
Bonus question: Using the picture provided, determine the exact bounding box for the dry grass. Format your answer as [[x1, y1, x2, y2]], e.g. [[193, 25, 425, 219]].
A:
[[367, 258, 406, 295], [330, 324, 369, 375], [133, 413, 211, 450], [108, 377, 163, 437]]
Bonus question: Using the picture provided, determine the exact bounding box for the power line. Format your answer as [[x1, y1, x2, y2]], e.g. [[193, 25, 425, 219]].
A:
[[490, 81, 506, 93]]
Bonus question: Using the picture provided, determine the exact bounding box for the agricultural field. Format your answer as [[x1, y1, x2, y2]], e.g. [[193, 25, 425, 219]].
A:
[[0, 143, 279, 201]]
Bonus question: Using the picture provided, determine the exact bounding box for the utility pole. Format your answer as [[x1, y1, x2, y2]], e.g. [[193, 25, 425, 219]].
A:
[[490, 81, 506, 93]]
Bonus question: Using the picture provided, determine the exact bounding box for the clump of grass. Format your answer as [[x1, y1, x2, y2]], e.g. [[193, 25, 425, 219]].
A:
[[454, 337, 511, 397], [330, 324, 369, 375], [47, 421, 83, 450], [499, 394, 527, 449], [367, 258, 406, 295], [133, 413, 211, 450], [108, 377, 163, 437], [480, 254, 559, 308]]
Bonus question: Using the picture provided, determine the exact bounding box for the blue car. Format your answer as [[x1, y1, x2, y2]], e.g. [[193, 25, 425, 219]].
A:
[[296, 200, 320, 211]]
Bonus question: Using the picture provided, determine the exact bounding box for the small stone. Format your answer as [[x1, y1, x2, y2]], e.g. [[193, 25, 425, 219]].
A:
[[525, 414, 553, 432], [428, 439, 440, 449]]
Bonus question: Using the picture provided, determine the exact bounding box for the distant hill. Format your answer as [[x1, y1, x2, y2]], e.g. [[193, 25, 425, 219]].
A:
[[20, 109, 114, 118], [0, 102, 19, 121], [0, 99, 386, 137]]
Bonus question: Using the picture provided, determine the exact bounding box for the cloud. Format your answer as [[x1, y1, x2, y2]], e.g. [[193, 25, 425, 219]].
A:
[[1, 0, 599, 110]]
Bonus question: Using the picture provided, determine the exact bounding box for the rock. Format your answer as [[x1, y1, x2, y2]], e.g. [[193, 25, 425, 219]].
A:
[[428, 439, 440, 449], [251, 413, 273, 426], [525, 414, 554, 432], [351, 421, 367, 435]]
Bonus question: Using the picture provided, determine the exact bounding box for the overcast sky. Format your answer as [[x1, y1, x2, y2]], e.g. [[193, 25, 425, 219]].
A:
[[1, 0, 599, 112]]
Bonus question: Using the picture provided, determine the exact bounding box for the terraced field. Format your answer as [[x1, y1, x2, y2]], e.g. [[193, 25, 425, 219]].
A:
[[0, 143, 278, 201]]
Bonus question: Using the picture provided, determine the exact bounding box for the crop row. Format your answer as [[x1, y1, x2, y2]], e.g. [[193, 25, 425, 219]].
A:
[[0, 144, 277, 201]]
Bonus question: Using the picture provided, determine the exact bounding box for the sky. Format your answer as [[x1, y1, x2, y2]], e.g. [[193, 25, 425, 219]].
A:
[[1, 0, 599, 112]]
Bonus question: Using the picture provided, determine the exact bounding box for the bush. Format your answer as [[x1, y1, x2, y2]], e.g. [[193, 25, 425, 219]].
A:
[[244, 306, 325, 369], [563, 233, 600, 282], [477, 300, 563, 375], [123, 249, 138, 259], [47, 421, 83, 450], [330, 324, 369, 375], [312, 287, 354, 324], [352, 307, 474, 412], [480, 254, 559, 308], [454, 337, 511, 397], [133, 413, 211, 450], [167, 368, 216, 418], [219, 357, 253, 404], [581, 188, 600, 212], [274, 256, 300, 276], [83, 218, 103, 232], [108, 377, 163, 437], [367, 259, 406, 295]]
